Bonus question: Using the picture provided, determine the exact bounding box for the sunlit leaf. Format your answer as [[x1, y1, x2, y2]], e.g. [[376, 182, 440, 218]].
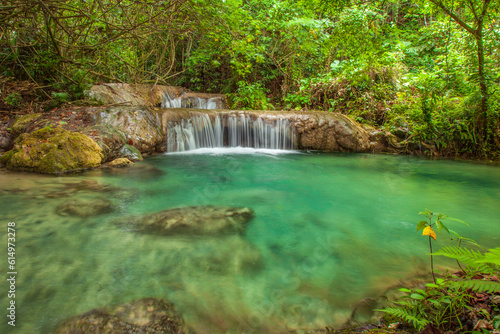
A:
[[423, 226, 436, 240]]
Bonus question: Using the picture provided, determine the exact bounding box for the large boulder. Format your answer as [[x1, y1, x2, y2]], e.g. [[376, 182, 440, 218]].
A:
[[93, 106, 165, 155], [290, 112, 371, 152], [56, 298, 188, 334], [0, 127, 103, 173], [116, 206, 254, 235]]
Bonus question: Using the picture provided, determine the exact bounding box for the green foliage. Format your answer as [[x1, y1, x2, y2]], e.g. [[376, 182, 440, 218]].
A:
[[229, 81, 274, 110], [380, 211, 500, 331], [1, 0, 499, 157], [4, 92, 22, 106]]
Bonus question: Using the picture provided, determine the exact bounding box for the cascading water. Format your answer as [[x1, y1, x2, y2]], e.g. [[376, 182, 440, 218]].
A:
[[166, 113, 295, 152], [162, 93, 219, 109]]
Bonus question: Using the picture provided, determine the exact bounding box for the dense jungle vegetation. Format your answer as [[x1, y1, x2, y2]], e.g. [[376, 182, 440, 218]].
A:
[[0, 0, 499, 158]]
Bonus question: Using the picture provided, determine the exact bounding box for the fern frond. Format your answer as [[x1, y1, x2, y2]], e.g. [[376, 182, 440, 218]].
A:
[[453, 279, 500, 293], [432, 246, 485, 266], [477, 247, 500, 266], [378, 307, 429, 330]]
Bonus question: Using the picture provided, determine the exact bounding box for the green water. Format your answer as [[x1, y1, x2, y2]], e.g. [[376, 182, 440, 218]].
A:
[[1, 151, 499, 333]]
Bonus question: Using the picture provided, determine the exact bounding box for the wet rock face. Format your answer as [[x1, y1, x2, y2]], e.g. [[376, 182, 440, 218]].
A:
[[0, 127, 103, 173], [116, 206, 254, 235], [56, 298, 187, 334], [291, 112, 371, 152], [56, 199, 114, 217], [94, 106, 165, 155]]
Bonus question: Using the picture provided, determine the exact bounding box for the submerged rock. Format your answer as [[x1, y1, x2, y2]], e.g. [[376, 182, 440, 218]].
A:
[[0, 127, 103, 173], [109, 158, 133, 167], [57, 199, 113, 217], [64, 179, 116, 193], [117, 206, 254, 235], [56, 298, 188, 334]]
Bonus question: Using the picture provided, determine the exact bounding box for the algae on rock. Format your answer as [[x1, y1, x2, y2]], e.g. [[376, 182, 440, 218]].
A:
[[0, 127, 103, 173]]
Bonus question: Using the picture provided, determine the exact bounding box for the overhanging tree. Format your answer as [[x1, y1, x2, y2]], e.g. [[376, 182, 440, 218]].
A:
[[425, 0, 497, 143]]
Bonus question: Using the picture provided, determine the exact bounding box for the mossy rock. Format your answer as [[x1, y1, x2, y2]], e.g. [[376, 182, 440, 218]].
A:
[[0, 127, 103, 173], [109, 158, 133, 167], [11, 113, 43, 138]]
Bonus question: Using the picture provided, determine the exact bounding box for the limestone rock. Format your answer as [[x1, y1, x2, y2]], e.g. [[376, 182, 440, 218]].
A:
[[93, 106, 165, 155], [290, 112, 371, 151], [0, 127, 103, 173], [120, 144, 143, 161], [117, 206, 254, 235], [109, 158, 133, 167], [57, 199, 113, 217], [56, 298, 187, 334], [11, 113, 42, 138]]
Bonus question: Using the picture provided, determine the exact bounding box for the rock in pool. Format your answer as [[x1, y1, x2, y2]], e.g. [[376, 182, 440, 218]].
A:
[[116, 205, 254, 235], [57, 199, 113, 217], [55, 297, 188, 334]]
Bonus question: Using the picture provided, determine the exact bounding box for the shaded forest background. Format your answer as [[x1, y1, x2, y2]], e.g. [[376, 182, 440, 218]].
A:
[[0, 0, 499, 158]]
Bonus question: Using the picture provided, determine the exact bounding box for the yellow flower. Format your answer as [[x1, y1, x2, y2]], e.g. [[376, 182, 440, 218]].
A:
[[422, 226, 436, 240]]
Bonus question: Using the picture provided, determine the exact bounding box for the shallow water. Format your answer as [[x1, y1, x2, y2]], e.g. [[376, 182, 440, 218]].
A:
[[1, 151, 499, 333]]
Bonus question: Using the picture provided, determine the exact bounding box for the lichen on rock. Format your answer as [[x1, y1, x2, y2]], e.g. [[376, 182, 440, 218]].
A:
[[0, 127, 103, 173]]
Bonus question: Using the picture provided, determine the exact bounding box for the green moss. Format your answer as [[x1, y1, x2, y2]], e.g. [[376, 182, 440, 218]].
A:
[[11, 113, 42, 138], [2, 127, 103, 173]]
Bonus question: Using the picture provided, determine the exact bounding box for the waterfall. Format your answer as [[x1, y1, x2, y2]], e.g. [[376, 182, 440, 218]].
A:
[[166, 113, 295, 152], [162, 93, 220, 109]]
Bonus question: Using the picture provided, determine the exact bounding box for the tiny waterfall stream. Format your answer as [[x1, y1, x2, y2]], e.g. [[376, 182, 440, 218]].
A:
[[166, 113, 296, 152]]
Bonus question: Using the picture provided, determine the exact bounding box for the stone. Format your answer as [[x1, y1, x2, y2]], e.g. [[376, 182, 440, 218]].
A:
[[11, 113, 42, 138], [56, 199, 113, 217], [290, 112, 371, 151], [0, 127, 103, 173], [65, 179, 115, 193], [93, 106, 165, 155], [120, 144, 143, 161], [109, 158, 133, 167], [55, 298, 187, 334], [116, 206, 254, 235]]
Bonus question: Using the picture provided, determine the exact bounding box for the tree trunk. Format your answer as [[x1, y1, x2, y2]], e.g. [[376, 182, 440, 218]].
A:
[[475, 33, 489, 139]]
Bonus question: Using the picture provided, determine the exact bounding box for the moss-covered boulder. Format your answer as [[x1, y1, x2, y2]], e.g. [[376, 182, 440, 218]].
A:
[[0, 127, 103, 173], [11, 113, 42, 138]]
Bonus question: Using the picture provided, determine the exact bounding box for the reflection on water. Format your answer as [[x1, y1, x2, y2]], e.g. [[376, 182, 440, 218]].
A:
[[1, 153, 499, 333]]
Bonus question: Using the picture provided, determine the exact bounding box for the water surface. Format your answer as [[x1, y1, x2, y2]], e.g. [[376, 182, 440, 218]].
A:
[[1, 152, 499, 333]]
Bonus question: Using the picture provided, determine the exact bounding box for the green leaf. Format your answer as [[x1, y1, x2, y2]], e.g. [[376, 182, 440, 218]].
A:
[[436, 220, 449, 233], [447, 217, 470, 227], [426, 283, 439, 288], [410, 293, 425, 300], [399, 288, 412, 293], [417, 221, 427, 231]]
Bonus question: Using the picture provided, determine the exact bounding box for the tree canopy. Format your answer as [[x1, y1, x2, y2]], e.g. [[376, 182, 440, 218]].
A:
[[1, 0, 499, 157]]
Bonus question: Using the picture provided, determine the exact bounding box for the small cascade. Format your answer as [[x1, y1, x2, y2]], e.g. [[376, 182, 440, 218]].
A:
[[166, 113, 295, 152], [162, 93, 220, 109]]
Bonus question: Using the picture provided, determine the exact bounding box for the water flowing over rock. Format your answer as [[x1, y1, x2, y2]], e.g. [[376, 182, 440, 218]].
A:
[[166, 112, 296, 152], [88, 83, 225, 109], [56, 298, 188, 334], [116, 206, 254, 235]]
